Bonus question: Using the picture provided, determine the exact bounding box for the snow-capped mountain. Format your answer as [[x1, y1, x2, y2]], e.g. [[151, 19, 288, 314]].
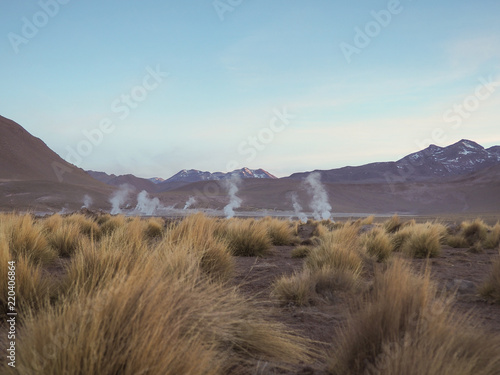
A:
[[289, 139, 500, 183], [148, 177, 165, 184], [164, 167, 277, 183]]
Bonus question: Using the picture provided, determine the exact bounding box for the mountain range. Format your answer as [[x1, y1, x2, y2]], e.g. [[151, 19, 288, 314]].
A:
[[87, 139, 500, 192], [1, 114, 499, 214]]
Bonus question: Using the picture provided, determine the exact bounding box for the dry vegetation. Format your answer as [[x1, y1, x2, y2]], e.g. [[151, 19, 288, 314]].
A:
[[0, 212, 499, 374]]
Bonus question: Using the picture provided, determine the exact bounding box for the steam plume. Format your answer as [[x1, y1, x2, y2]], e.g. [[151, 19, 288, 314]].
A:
[[304, 172, 332, 220], [183, 196, 196, 210], [82, 194, 93, 209], [223, 174, 242, 219], [109, 184, 134, 214], [135, 190, 161, 216], [291, 193, 307, 223]]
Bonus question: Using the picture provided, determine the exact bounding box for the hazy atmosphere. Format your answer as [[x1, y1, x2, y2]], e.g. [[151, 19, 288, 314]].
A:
[[2, 0, 499, 178]]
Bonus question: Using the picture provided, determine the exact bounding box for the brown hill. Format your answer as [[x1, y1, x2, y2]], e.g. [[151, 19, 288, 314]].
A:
[[0, 115, 112, 212], [0, 115, 104, 187]]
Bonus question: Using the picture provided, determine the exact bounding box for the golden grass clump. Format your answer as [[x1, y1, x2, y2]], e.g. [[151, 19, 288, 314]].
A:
[[99, 214, 126, 235], [362, 227, 394, 262], [65, 214, 101, 239], [0, 236, 52, 319], [164, 213, 234, 281], [461, 218, 488, 246], [1, 213, 56, 266], [274, 224, 364, 306], [59, 232, 148, 299], [144, 217, 164, 239], [6, 257, 312, 374], [479, 254, 500, 304], [48, 222, 82, 257], [398, 223, 444, 258], [446, 234, 469, 248], [484, 222, 500, 249], [327, 258, 500, 375], [272, 269, 317, 306], [360, 215, 374, 225], [383, 214, 401, 233], [262, 217, 295, 245], [305, 224, 363, 275], [221, 218, 272, 257]]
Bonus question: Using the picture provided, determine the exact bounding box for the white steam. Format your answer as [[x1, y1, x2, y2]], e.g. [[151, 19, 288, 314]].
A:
[[291, 193, 308, 223], [304, 172, 332, 220], [183, 196, 196, 210], [82, 194, 93, 209], [109, 184, 134, 215], [135, 190, 161, 216], [223, 175, 242, 219]]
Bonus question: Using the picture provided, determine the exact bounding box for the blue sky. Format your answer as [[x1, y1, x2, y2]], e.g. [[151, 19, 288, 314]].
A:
[[1, 0, 499, 178]]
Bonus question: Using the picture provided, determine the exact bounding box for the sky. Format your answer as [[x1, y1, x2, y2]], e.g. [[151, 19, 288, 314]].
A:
[[1, 0, 499, 179]]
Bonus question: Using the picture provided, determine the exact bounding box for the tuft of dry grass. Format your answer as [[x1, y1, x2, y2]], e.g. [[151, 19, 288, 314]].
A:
[[48, 223, 82, 257], [360, 216, 374, 225], [461, 218, 488, 246], [1, 213, 56, 266], [165, 213, 234, 281], [479, 254, 500, 304], [327, 258, 500, 375], [274, 224, 364, 306], [271, 269, 317, 306], [262, 217, 295, 245], [399, 223, 443, 258], [65, 214, 101, 240], [362, 228, 394, 262], [144, 217, 164, 239], [383, 214, 401, 234], [0, 246, 52, 319], [484, 222, 500, 249], [447, 234, 469, 248], [99, 214, 126, 235], [221, 218, 272, 257], [305, 225, 363, 275]]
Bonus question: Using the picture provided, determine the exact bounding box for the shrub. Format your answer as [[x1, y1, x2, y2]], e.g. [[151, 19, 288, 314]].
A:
[[327, 258, 500, 375], [479, 255, 500, 304], [291, 245, 311, 259]]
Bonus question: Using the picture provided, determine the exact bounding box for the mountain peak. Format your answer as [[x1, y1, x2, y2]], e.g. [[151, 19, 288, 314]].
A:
[[454, 139, 484, 150]]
